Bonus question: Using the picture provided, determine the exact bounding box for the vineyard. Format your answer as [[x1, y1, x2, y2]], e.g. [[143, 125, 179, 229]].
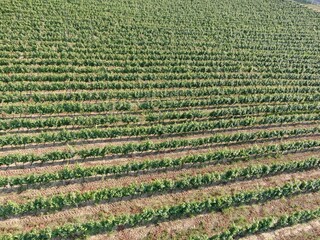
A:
[[0, 0, 320, 239]]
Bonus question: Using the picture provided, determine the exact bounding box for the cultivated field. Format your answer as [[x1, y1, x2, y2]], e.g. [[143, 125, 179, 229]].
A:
[[0, 0, 320, 239]]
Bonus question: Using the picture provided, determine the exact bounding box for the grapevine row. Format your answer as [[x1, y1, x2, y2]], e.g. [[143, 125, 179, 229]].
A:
[[2, 93, 320, 115], [1, 45, 318, 64], [0, 157, 318, 219], [202, 208, 320, 240], [1, 114, 319, 147], [4, 179, 320, 240], [2, 86, 319, 103], [1, 58, 318, 75], [3, 78, 320, 92], [1, 103, 318, 130], [1, 71, 318, 83], [145, 103, 320, 122], [2, 62, 320, 75], [0, 114, 140, 131], [1, 139, 319, 187]]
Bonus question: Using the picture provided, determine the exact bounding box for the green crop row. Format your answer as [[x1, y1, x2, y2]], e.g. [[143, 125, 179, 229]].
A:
[[0, 157, 318, 219], [2, 86, 319, 103], [0, 114, 319, 147], [1, 139, 319, 187], [192, 208, 320, 240], [2, 78, 320, 92], [1, 103, 318, 130], [3, 179, 319, 239]]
